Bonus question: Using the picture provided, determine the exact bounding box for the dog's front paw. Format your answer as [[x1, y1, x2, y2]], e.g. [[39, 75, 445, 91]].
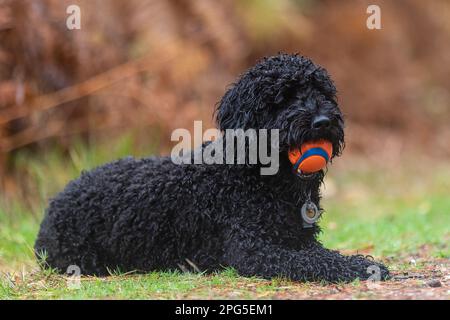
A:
[[346, 254, 390, 281]]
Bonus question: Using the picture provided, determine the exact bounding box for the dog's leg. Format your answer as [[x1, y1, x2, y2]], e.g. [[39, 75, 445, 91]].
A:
[[343, 253, 390, 280], [224, 231, 389, 282]]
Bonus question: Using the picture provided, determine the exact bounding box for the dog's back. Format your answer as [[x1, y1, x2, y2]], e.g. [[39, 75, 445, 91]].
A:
[[34, 155, 226, 275]]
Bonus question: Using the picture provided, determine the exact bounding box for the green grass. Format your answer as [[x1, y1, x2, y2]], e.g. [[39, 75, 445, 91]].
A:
[[320, 171, 450, 258], [0, 137, 449, 299], [1, 268, 307, 299]]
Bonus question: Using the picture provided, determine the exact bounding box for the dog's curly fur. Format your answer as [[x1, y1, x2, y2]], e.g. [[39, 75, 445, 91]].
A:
[[35, 54, 389, 282]]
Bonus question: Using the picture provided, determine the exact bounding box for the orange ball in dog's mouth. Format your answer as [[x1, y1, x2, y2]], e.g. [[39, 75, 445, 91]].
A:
[[288, 140, 333, 174]]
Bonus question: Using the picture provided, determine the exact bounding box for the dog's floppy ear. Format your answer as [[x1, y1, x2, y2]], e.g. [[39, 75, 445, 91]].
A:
[[215, 76, 266, 131], [215, 72, 292, 131], [215, 84, 244, 131], [274, 79, 299, 105]]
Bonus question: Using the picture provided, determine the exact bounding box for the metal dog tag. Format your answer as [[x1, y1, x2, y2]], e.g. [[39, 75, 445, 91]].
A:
[[301, 200, 319, 228]]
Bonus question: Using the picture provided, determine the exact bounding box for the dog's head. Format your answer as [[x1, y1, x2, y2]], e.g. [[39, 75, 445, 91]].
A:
[[215, 54, 345, 177]]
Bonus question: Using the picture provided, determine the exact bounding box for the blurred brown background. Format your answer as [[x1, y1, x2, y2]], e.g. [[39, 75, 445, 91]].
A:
[[1, 0, 449, 188]]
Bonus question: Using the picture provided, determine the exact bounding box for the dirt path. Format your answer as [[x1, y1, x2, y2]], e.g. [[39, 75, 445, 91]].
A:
[[181, 259, 449, 300], [267, 258, 449, 300]]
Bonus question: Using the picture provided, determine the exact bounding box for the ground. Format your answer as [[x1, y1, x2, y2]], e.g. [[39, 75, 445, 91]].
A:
[[0, 137, 449, 299]]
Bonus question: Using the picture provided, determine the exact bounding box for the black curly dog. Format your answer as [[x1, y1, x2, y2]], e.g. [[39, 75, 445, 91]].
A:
[[35, 54, 389, 282]]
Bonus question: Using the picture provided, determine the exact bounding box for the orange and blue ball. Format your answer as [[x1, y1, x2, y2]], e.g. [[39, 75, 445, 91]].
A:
[[288, 140, 333, 174]]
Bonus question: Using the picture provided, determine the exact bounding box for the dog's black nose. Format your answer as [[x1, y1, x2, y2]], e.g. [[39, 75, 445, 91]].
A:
[[312, 115, 331, 130]]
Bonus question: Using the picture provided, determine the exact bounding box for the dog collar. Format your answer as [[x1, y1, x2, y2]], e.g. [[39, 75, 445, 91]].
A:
[[300, 200, 320, 228]]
